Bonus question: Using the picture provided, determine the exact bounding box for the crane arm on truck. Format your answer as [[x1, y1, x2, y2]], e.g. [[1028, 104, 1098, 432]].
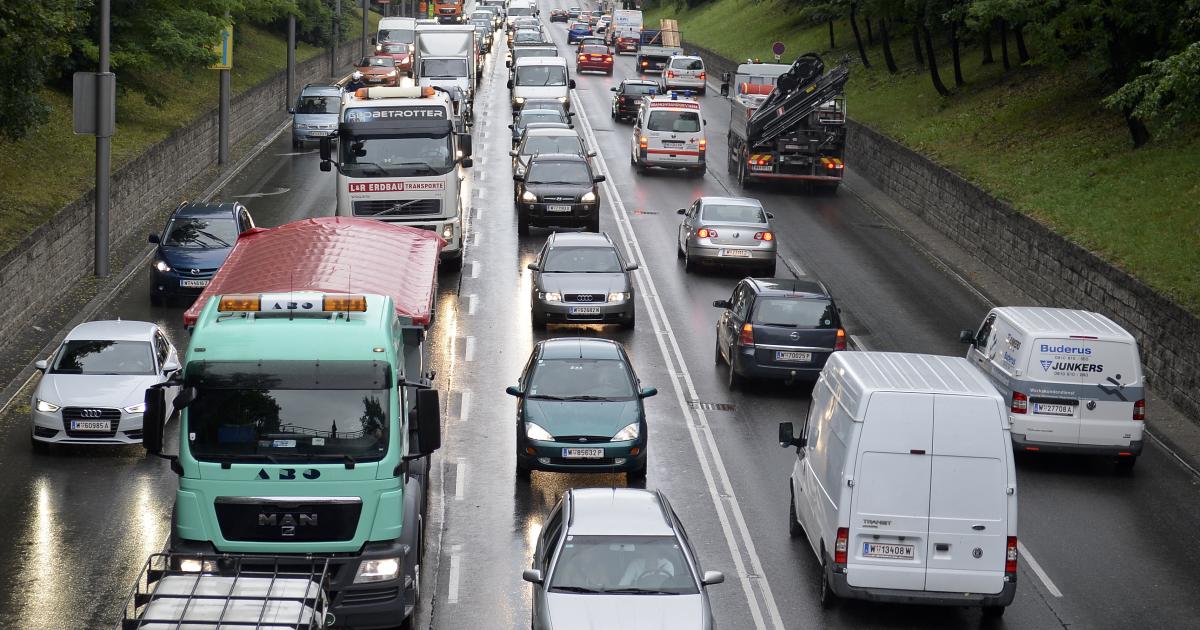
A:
[[746, 53, 850, 147]]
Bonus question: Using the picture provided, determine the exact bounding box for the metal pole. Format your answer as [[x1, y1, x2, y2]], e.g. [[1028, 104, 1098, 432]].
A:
[[287, 15, 296, 109], [218, 67, 230, 164], [362, 0, 369, 59], [331, 0, 341, 77], [95, 0, 111, 277]]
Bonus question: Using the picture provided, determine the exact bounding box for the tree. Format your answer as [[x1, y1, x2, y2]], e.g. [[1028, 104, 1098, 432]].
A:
[[848, 1, 872, 68], [0, 0, 81, 141], [1103, 41, 1200, 136]]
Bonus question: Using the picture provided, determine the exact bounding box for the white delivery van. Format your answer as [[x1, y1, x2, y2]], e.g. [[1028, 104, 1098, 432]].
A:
[[631, 92, 706, 176], [509, 57, 574, 111], [780, 352, 1018, 614], [960, 306, 1146, 467]]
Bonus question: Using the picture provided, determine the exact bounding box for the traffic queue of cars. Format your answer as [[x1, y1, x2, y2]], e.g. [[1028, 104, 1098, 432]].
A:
[[23, 1, 1154, 627]]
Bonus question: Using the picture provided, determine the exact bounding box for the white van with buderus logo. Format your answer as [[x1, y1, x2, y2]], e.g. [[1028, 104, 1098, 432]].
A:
[[959, 306, 1146, 469], [779, 352, 1018, 615]]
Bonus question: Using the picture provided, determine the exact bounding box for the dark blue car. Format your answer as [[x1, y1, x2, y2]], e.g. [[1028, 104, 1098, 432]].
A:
[[566, 20, 592, 44], [148, 202, 255, 306]]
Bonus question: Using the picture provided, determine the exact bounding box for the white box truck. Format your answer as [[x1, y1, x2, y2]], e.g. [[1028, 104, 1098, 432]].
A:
[[415, 24, 477, 125]]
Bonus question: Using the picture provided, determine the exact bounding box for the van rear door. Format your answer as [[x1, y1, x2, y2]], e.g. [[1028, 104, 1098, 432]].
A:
[[847, 392, 932, 591], [925, 394, 1008, 594], [1026, 338, 1142, 446]]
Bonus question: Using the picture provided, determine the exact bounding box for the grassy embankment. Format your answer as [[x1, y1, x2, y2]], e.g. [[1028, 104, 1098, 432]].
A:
[[0, 12, 381, 257], [647, 0, 1200, 314]]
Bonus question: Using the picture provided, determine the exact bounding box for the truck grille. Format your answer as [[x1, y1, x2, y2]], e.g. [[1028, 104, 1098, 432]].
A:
[[564, 293, 605, 303], [353, 198, 442, 217], [214, 498, 363, 543], [61, 407, 121, 438]]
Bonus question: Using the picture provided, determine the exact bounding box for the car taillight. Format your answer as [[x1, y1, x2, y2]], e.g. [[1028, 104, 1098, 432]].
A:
[[835, 328, 846, 350], [641, 61, 649, 67], [1133, 399, 1145, 421], [604, 56, 613, 62], [698, 71, 705, 80], [638, 136, 648, 149], [696, 227, 717, 238], [1005, 537, 1018, 575], [753, 231, 773, 241], [698, 138, 707, 152], [738, 323, 755, 346], [578, 54, 587, 61], [1011, 391, 1028, 414], [834, 527, 849, 565], [665, 70, 675, 78]]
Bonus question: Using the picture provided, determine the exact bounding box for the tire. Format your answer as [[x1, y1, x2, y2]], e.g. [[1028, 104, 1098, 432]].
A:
[[587, 215, 600, 233], [714, 337, 723, 365], [789, 486, 804, 538], [692, 165, 706, 178], [620, 311, 635, 330], [737, 151, 751, 188], [683, 249, 696, 273], [677, 236, 685, 259], [1115, 456, 1138, 473], [726, 349, 742, 390], [441, 254, 463, 272], [531, 309, 547, 329], [982, 605, 1006, 618], [820, 556, 837, 609], [291, 138, 302, 149], [516, 457, 532, 479]]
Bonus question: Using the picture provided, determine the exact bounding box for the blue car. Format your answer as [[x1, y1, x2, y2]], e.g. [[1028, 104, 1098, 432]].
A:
[[148, 202, 255, 306], [566, 20, 592, 44]]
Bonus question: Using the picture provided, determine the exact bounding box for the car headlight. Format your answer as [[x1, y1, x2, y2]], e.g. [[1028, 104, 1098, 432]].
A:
[[606, 292, 630, 302], [613, 422, 640, 441], [35, 398, 60, 413], [581, 191, 596, 203], [521, 190, 538, 203], [557, 96, 569, 102], [123, 402, 147, 414], [294, 122, 309, 130], [154, 259, 171, 272], [513, 97, 526, 104], [387, 70, 397, 77], [525, 422, 555, 441], [355, 557, 401, 583], [441, 224, 454, 240]]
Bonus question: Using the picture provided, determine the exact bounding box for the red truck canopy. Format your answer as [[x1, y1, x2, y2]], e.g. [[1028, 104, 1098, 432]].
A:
[[183, 217, 443, 328]]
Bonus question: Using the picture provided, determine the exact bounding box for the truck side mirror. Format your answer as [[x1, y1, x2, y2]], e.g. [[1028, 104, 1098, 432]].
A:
[[143, 387, 166, 455], [610, 86, 618, 92], [713, 299, 731, 309], [414, 388, 442, 455], [148, 233, 160, 244], [320, 161, 331, 172], [676, 208, 686, 215], [507, 79, 514, 89], [959, 329, 976, 345], [569, 79, 577, 89], [370, 36, 376, 45], [319, 137, 333, 162], [458, 133, 473, 156], [461, 156, 473, 168], [593, 174, 605, 183], [778, 422, 805, 448], [173, 386, 196, 410]]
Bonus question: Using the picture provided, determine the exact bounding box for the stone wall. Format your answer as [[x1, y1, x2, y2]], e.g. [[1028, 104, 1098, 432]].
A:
[[0, 40, 359, 348]]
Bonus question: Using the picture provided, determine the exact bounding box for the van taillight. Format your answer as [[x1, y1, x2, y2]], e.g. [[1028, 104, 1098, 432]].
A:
[[1133, 399, 1145, 421], [1005, 537, 1018, 575], [835, 328, 846, 350], [738, 323, 755, 346], [834, 528, 849, 565], [1011, 391, 1028, 414]]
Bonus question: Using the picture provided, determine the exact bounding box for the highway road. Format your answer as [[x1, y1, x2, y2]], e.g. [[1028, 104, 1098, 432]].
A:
[[0, 2, 1197, 628]]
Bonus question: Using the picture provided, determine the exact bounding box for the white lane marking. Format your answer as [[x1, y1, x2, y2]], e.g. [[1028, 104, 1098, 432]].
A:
[[460, 391, 472, 423], [464, 336, 476, 362], [455, 458, 467, 500], [574, 92, 784, 630], [1018, 541, 1063, 598], [0, 372, 38, 417], [849, 334, 871, 351], [786, 256, 806, 276], [478, 170, 486, 181], [471, 260, 481, 279], [467, 294, 477, 316], [447, 545, 463, 603]]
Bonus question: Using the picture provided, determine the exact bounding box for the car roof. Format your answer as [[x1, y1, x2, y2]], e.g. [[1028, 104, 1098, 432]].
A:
[[65, 320, 158, 342], [992, 307, 1134, 342], [528, 152, 587, 164], [173, 201, 241, 219], [567, 488, 674, 536], [300, 84, 341, 95], [827, 352, 1004, 400], [548, 232, 614, 247], [538, 337, 623, 361], [525, 127, 579, 138], [746, 277, 831, 298], [699, 196, 762, 207], [515, 56, 567, 66]]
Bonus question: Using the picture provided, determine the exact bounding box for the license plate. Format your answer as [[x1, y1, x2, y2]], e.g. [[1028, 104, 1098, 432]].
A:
[[547, 204, 572, 213], [749, 165, 773, 172], [720, 249, 751, 257], [776, 351, 812, 362], [179, 279, 209, 288], [863, 542, 915, 560], [562, 447, 605, 459], [662, 141, 684, 146], [1033, 403, 1077, 417], [569, 306, 601, 315], [70, 420, 111, 431]]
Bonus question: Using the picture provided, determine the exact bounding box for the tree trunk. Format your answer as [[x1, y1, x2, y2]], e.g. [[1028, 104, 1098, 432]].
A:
[[880, 18, 898, 73], [999, 19, 1011, 70], [1122, 106, 1151, 148], [921, 22, 950, 96], [1014, 23, 1030, 63], [865, 15, 874, 45], [981, 24, 994, 65], [911, 22, 925, 66], [828, 19, 835, 49], [850, 3, 871, 68], [950, 20, 964, 87]]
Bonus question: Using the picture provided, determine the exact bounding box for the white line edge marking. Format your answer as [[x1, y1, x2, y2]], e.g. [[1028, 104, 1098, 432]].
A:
[[1017, 541, 1063, 598], [459, 391, 471, 424], [454, 458, 466, 501], [786, 256, 806, 276], [467, 294, 477, 316], [573, 91, 784, 630], [464, 336, 476, 362], [471, 260, 481, 279], [849, 334, 871, 352], [447, 546, 463, 603]]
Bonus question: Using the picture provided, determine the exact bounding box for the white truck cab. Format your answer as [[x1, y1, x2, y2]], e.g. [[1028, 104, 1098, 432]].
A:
[[960, 306, 1146, 467], [630, 92, 706, 176], [780, 352, 1018, 615]]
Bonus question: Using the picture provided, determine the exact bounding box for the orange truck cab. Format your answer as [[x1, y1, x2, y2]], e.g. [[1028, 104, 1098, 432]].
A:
[[435, 0, 466, 23]]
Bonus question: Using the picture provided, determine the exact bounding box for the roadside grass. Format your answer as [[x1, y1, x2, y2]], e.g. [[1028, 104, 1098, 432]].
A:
[[0, 12, 381, 257], [647, 0, 1200, 314]]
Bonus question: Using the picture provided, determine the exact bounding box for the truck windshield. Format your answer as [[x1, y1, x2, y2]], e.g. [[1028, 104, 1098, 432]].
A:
[[186, 360, 391, 462], [340, 131, 454, 177], [509, 6, 533, 16], [423, 59, 469, 78], [378, 29, 415, 44], [647, 110, 700, 133], [516, 66, 567, 86]]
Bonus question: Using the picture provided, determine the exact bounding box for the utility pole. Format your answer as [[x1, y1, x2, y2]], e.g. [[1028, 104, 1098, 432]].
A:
[[95, 0, 113, 277], [330, 0, 342, 77], [362, 0, 370, 59], [287, 15, 296, 109]]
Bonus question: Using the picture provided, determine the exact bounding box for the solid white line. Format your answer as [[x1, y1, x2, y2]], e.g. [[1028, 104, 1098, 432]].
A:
[[573, 91, 784, 630], [455, 458, 467, 500], [786, 256, 806, 276], [0, 372, 38, 417], [1018, 541, 1063, 598], [464, 336, 476, 362], [447, 546, 463, 603], [467, 294, 477, 316]]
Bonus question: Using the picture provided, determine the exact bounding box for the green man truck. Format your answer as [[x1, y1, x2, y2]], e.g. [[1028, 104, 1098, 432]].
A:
[[144, 217, 445, 629]]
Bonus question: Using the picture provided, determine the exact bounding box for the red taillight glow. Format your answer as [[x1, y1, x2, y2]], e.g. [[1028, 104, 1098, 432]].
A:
[[834, 527, 849, 565], [665, 70, 675, 78], [1011, 391, 1028, 414], [835, 328, 847, 350], [1005, 537, 1018, 574], [1133, 399, 1145, 421], [638, 136, 648, 149], [641, 61, 649, 67], [753, 231, 773, 241], [698, 71, 706, 80], [604, 56, 613, 62], [698, 138, 707, 151], [578, 54, 587, 61], [696, 227, 717, 238], [738, 323, 755, 346]]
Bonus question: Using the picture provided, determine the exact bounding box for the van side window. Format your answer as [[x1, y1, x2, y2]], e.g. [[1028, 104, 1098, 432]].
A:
[[974, 314, 996, 348]]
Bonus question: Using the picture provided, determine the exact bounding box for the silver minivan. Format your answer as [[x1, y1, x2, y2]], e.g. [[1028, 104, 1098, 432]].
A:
[[288, 84, 341, 148], [510, 57, 575, 112]]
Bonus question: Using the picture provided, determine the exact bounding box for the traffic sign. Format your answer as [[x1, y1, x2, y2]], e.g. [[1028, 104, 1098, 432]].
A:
[[211, 24, 234, 70], [772, 41, 785, 56]]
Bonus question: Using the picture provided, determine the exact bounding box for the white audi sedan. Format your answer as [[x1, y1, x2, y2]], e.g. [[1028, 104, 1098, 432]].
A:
[[31, 320, 180, 450]]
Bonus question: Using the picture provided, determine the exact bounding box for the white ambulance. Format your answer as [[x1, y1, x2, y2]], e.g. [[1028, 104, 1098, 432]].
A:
[[630, 92, 706, 177]]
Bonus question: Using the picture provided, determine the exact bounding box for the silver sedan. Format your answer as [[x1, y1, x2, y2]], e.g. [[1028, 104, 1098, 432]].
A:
[[677, 196, 777, 275]]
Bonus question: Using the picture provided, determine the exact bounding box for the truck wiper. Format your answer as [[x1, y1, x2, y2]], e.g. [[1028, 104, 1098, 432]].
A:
[[392, 160, 439, 174], [348, 161, 390, 176], [306, 453, 358, 469]]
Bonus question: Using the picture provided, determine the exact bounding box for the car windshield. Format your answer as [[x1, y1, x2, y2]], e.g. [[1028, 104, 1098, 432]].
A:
[[581, 45, 608, 55], [523, 135, 584, 156], [186, 360, 390, 462], [52, 340, 155, 375], [527, 160, 590, 185], [671, 58, 703, 70], [515, 31, 545, 43], [753, 298, 838, 329], [339, 131, 454, 177], [378, 29, 415, 44], [549, 535, 699, 595], [509, 6, 533, 16], [647, 110, 701, 133], [701, 204, 766, 223], [422, 58, 469, 77], [296, 95, 339, 114], [516, 65, 567, 86], [519, 111, 566, 128], [543, 246, 622, 273], [516, 48, 557, 60], [473, 21, 491, 30], [360, 56, 395, 68], [623, 83, 658, 96], [162, 217, 238, 248], [528, 358, 635, 399]]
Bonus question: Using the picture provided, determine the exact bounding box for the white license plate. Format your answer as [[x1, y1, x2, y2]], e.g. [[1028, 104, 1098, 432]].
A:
[[547, 204, 572, 213], [749, 165, 773, 172], [776, 351, 812, 362], [1033, 403, 1077, 417], [863, 542, 915, 560], [569, 306, 602, 315], [562, 447, 605, 459], [179, 279, 209, 288], [720, 249, 751, 258], [70, 420, 111, 431]]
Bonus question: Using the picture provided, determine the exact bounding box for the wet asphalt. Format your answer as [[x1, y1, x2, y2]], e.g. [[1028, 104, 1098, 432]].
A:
[[0, 2, 1198, 629]]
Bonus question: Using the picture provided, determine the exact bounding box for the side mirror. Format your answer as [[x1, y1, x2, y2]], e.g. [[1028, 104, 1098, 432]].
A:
[[370, 37, 376, 45], [508, 123, 514, 129], [319, 137, 333, 162], [610, 86, 618, 91], [959, 329, 976, 345], [506, 60, 513, 68], [639, 386, 658, 398], [587, 151, 597, 158], [505, 385, 525, 397], [319, 161, 331, 172], [567, 112, 576, 117], [461, 157, 474, 168], [287, 106, 295, 114], [526, 263, 540, 271], [142, 387, 166, 455], [414, 388, 442, 455], [458, 133, 473, 157], [625, 263, 639, 271], [513, 174, 525, 181], [34, 359, 48, 371], [507, 79, 514, 88], [720, 82, 729, 97], [779, 421, 806, 448], [522, 569, 544, 584], [162, 357, 181, 375], [148, 233, 160, 244], [676, 208, 686, 215], [712, 299, 731, 309], [702, 571, 725, 586], [569, 80, 577, 89], [766, 212, 775, 219], [593, 174, 606, 182]]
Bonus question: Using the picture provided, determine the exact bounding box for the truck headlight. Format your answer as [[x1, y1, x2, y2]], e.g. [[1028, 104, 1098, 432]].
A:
[[35, 398, 60, 413], [123, 402, 147, 414], [525, 422, 555, 441], [613, 422, 640, 441], [154, 259, 171, 272], [521, 190, 538, 203], [580, 191, 596, 203], [355, 557, 401, 583], [606, 292, 630, 302], [178, 558, 218, 573], [538, 291, 562, 302], [557, 96, 568, 103], [441, 224, 455, 240]]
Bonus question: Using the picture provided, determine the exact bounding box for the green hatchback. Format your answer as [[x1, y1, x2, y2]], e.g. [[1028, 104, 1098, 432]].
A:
[[507, 338, 657, 480]]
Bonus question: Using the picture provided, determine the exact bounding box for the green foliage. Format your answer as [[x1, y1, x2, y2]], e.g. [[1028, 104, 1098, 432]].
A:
[[0, 0, 83, 141], [1103, 42, 1200, 132]]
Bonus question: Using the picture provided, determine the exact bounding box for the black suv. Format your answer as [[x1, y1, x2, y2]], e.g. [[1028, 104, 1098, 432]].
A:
[[712, 278, 846, 388], [610, 79, 659, 122], [514, 153, 605, 234]]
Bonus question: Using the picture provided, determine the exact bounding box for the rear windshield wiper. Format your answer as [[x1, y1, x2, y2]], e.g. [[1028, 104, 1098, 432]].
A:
[[755, 322, 797, 328]]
